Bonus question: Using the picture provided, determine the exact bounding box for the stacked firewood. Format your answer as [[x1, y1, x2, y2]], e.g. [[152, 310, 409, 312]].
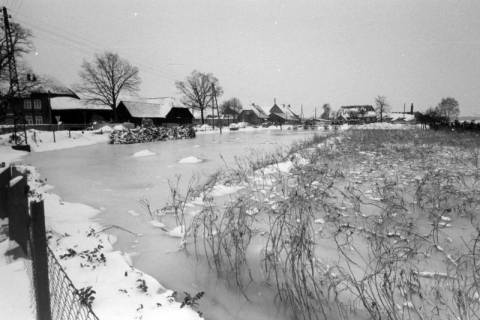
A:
[[110, 126, 196, 144]]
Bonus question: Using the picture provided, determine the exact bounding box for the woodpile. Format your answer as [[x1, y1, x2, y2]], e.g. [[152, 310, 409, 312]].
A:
[[109, 126, 196, 144]]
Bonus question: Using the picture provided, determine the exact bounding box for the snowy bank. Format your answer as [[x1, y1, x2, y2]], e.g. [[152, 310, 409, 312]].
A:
[[18, 166, 203, 320], [0, 129, 109, 153], [0, 239, 35, 320]]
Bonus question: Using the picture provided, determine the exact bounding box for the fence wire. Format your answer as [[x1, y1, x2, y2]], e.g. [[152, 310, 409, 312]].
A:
[[47, 247, 99, 320]]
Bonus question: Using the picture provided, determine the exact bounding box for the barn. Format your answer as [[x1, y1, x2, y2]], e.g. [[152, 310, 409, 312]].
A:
[[50, 97, 113, 125], [116, 98, 193, 126]]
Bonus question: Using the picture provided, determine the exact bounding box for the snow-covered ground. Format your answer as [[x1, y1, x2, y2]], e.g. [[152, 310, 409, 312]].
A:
[[4, 166, 203, 320], [0, 123, 419, 320], [0, 129, 109, 154], [0, 238, 35, 320]]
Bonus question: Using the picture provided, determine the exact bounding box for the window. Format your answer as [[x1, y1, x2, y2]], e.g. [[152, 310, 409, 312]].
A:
[[23, 99, 32, 110], [33, 99, 42, 110], [35, 116, 43, 125], [25, 115, 33, 125]]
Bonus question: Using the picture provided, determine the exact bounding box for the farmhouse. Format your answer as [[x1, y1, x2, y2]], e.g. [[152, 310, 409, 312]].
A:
[[0, 76, 79, 125], [337, 105, 376, 124], [50, 97, 113, 124], [269, 103, 301, 125], [116, 98, 193, 126], [237, 103, 268, 125]]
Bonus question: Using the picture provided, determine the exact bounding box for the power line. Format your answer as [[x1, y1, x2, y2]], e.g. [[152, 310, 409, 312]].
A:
[[10, 12, 180, 82]]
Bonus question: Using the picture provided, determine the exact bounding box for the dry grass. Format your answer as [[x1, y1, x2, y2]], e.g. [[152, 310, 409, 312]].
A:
[[158, 129, 480, 320]]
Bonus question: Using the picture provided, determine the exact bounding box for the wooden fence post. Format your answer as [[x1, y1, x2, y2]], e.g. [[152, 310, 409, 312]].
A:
[[7, 174, 29, 254], [30, 200, 52, 320], [0, 167, 11, 219]]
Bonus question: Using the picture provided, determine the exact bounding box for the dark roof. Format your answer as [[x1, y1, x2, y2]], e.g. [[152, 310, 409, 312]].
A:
[[270, 104, 283, 114], [1, 76, 78, 98], [222, 106, 240, 115]]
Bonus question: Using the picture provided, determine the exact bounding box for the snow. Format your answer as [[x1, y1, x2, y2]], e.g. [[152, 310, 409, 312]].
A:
[[209, 184, 244, 197], [94, 125, 113, 133], [113, 124, 127, 131], [262, 161, 294, 175], [149, 220, 167, 230], [7, 166, 203, 320], [178, 156, 203, 164], [128, 210, 141, 216], [354, 123, 413, 130], [132, 149, 156, 158], [0, 129, 109, 153], [168, 226, 186, 238], [0, 240, 35, 320]]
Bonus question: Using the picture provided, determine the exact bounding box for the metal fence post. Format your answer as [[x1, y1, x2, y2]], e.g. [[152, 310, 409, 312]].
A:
[[30, 200, 52, 320]]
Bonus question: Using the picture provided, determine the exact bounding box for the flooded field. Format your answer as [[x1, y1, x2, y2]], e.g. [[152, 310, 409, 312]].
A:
[[25, 128, 323, 320]]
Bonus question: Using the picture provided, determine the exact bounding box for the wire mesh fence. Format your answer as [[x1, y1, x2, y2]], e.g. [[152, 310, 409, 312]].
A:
[[47, 247, 99, 320]]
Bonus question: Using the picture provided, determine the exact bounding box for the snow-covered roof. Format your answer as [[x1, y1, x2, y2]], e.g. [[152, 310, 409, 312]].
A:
[[341, 105, 374, 112], [0, 75, 78, 98], [387, 113, 415, 121], [242, 104, 268, 118], [118, 97, 184, 118], [50, 97, 111, 111]]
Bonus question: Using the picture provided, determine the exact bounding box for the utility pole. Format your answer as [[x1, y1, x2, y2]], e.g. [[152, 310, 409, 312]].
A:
[[2, 7, 28, 149], [314, 106, 317, 120], [2, 7, 19, 96], [403, 103, 406, 114], [211, 83, 221, 134]]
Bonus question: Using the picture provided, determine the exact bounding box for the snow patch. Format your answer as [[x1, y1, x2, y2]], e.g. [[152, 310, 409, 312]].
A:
[[132, 149, 156, 158], [210, 184, 244, 197], [178, 156, 203, 164], [168, 226, 185, 238]]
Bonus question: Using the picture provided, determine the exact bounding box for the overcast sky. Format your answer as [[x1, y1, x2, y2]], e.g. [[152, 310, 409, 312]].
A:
[[5, 0, 480, 116]]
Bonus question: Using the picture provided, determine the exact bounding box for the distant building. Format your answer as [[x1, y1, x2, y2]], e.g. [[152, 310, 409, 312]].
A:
[[50, 97, 113, 124], [237, 103, 268, 125], [269, 103, 301, 125], [0, 76, 78, 125], [337, 105, 376, 124], [116, 98, 193, 125], [221, 105, 241, 123]]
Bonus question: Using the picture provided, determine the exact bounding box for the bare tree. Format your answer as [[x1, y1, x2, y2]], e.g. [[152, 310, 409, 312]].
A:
[[77, 52, 141, 121], [320, 103, 331, 120], [220, 97, 242, 114], [175, 70, 223, 124], [436, 97, 459, 121], [0, 22, 33, 82], [375, 95, 389, 122]]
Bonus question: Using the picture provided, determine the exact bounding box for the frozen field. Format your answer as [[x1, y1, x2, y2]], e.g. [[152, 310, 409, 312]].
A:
[[24, 128, 324, 320]]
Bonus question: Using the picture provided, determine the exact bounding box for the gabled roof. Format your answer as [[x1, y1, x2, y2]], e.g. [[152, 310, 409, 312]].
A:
[[270, 104, 283, 114], [119, 101, 171, 118], [1, 76, 78, 98], [242, 104, 268, 119], [51, 97, 111, 111], [285, 106, 300, 120]]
